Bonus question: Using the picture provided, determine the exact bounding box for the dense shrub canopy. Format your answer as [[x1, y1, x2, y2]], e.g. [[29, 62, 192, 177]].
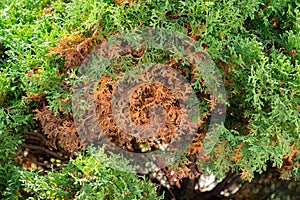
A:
[[0, 0, 299, 199]]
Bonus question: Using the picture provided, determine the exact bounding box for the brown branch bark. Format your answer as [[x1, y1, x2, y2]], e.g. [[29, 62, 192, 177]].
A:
[[22, 143, 65, 160]]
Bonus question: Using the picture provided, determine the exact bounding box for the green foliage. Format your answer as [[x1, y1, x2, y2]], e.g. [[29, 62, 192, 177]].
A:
[[0, 127, 23, 199], [206, 35, 300, 181], [21, 147, 163, 200]]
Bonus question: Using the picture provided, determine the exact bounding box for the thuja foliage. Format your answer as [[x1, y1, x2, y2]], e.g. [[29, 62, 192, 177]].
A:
[[0, 127, 23, 199], [20, 146, 162, 199], [0, 0, 299, 199]]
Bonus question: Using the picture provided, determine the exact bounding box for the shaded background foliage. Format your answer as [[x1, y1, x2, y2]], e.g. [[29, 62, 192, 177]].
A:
[[0, 0, 299, 199]]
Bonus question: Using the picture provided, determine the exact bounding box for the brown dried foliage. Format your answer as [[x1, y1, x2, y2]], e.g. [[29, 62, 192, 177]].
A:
[[184, 22, 206, 41], [94, 65, 211, 186], [34, 107, 83, 154], [280, 145, 299, 176], [94, 75, 182, 151], [232, 141, 245, 163], [49, 32, 99, 73]]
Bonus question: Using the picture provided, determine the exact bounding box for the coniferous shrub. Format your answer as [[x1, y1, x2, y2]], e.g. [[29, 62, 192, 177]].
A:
[[0, 0, 299, 199]]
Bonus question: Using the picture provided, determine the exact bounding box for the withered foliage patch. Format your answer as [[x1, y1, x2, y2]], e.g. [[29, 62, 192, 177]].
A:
[[34, 107, 83, 154], [23, 92, 47, 107], [129, 83, 181, 143], [94, 70, 211, 186], [94, 75, 181, 152], [49, 31, 100, 73], [94, 76, 135, 151]]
